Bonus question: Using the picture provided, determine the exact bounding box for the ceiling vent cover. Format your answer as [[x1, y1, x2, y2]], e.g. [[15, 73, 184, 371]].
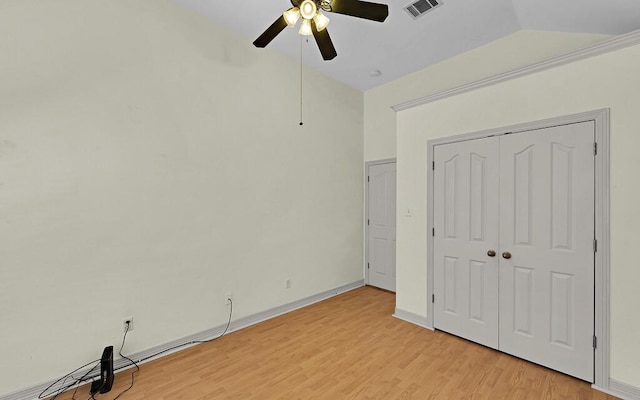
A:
[[404, 0, 440, 19]]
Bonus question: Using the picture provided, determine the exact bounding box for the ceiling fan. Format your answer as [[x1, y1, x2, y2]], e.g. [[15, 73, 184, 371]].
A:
[[253, 0, 389, 61]]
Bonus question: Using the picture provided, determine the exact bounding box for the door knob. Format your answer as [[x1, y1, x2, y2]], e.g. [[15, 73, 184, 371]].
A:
[[502, 251, 512, 259], [487, 250, 496, 257]]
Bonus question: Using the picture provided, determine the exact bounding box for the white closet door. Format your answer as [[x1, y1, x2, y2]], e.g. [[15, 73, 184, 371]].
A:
[[498, 122, 595, 381], [367, 162, 397, 292], [433, 137, 500, 349]]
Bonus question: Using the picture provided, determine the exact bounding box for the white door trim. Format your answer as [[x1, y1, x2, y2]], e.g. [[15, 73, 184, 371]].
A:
[[365, 158, 397, 287], [425, 109, 610, 389]]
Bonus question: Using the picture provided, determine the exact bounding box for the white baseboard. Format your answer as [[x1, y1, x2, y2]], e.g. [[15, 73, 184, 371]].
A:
[[1, 280, 364, 400], [393, 308, 433, 330], [605, 378, 640, 400]]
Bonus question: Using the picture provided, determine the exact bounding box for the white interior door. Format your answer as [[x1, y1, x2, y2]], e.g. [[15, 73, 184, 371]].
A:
[[367, 162, 396, 292], [433, 137, 500, 349], [433, 121, 595, 381], [499, 122, 595, 381]]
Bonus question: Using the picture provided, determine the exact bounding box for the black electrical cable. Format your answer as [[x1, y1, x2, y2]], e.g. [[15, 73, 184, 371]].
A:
[[38, 359, 100, 399], [39, 300, 233, 400], [109, 322, 139, 400], [100, 300, 233, 399], [135, 298, 233, 365], [71, 363, 103, 400], [86, 322, 139, 400], [194, 298, 233, 343]]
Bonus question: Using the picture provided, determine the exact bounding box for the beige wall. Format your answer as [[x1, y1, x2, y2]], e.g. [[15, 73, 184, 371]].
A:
[[0, 0, 363, 395], [396, 43, 640, 388], [364, 31, 610, 162]]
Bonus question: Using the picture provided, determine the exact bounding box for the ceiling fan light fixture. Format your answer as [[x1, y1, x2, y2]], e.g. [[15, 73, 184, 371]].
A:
[[253, 0, 388, 61], [299, 18, 313, 35], [313, 11, 330, 31], [299, 0, 317, 20], [283, 7, 301, 27]]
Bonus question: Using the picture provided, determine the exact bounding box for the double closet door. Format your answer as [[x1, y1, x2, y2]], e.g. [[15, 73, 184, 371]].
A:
[[433, 121, 595, 382]]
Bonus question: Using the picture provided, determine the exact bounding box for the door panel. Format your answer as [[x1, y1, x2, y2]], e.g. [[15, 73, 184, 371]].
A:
[[469, 260, 487, 322], [514, 145, 534, 246], [434, 137, 500, 349], [367, 162, 396, 292], [498, 122, 595, 381], [513, 266, 534, 336]]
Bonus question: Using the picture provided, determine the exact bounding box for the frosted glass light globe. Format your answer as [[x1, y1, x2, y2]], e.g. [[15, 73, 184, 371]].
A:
[[300, 0, 317, 20]]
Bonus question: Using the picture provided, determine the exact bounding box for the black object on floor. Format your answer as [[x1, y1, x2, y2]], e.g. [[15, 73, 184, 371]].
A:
[[90, 346, 114, 394]]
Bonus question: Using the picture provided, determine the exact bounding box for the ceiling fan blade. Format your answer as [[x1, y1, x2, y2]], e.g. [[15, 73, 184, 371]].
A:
[[312, 23, 337, 61], [328, 0, 389, 22], [253, 16, 288, 48]]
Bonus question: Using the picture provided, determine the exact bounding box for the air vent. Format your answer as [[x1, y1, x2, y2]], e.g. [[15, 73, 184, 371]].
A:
[[404, 0, 441, 19]]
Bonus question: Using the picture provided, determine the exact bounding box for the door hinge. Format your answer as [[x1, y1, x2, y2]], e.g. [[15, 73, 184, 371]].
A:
[[367, 263, 370, 270], [367, 219, 370, 226], [432, 294, 435, 303], [367, 176, 370, 182], [594, 142, 598, 156], [432, 228, 435, 237], [432, 161, 435, 171], [594, 239, 598, 253], [593, 335, 598, 349]]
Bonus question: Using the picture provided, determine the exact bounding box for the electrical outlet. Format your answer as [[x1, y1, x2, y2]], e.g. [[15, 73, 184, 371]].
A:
[[224, 293, 233, 305], [123, 316, 134, 332]]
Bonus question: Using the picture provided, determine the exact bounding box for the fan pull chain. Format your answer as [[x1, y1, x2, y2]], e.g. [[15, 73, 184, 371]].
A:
[[299, 36, 304, 126]]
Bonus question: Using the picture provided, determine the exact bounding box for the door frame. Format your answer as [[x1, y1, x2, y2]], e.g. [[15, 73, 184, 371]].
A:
[[365, 158, 397, 288], [425, 109, 610, 389]]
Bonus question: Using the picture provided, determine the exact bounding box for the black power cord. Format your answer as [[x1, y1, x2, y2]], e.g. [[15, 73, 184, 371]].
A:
[[88, 322, 139, 400], [39, 299, 233, 399], [136, 298, 233, 365], [39, 359, 101, 399]]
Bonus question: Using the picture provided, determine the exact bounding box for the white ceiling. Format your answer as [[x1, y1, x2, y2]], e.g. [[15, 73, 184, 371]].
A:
[[171, 0, 640, 91]]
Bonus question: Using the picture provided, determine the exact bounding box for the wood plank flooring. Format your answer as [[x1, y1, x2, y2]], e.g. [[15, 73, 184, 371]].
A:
[[51, 286, 618, 399]]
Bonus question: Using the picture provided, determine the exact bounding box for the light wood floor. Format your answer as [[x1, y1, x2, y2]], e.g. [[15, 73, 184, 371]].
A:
[[53, 286, 618, 399]]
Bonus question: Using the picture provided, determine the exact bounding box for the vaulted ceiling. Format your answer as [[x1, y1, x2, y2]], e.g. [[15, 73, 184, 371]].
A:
[[172, 0, 640, 90]]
